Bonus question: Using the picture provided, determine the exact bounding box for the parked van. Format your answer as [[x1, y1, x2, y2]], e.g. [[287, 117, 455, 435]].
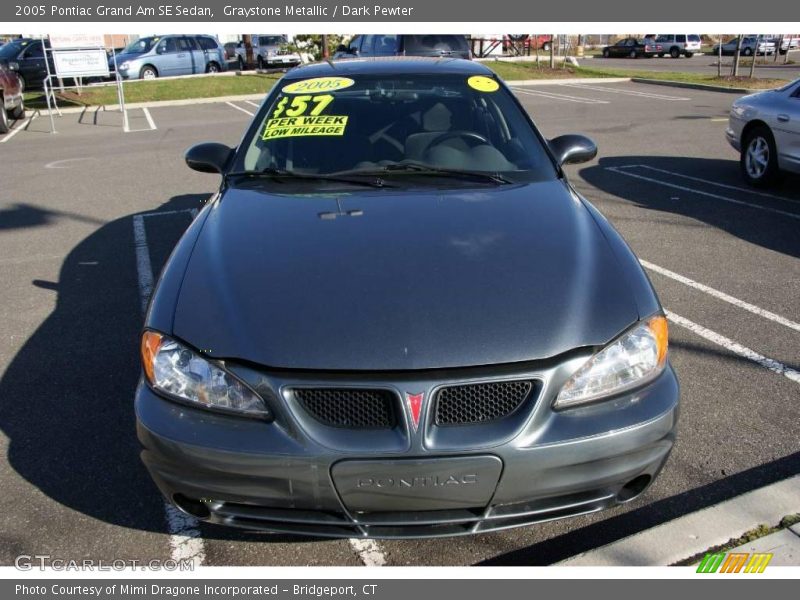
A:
[[110, 34, 227, 79], [654, 34, 702, 58]]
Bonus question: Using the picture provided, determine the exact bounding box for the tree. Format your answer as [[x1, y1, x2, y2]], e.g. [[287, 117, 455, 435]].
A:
[[287, 34, 349, 62], [732, 34, 743, 77]]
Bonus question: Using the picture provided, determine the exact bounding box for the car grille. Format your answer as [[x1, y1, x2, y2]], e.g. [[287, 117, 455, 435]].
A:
[[294, 388, 397, 429], [435, 380, 534, 426]]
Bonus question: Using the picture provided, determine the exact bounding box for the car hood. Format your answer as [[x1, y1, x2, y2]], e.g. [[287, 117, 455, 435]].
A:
[[172, 180, 640, 370]]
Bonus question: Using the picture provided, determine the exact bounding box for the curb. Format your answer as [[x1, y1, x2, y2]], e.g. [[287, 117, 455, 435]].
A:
[[631, 77, 756, 94], [558, 475, 800, 566], [509, 77, 630, 86]]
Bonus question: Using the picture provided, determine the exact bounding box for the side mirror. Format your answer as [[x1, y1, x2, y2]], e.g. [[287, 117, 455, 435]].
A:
[[185, 142, 234, 174], [336, 44, 348, 53], [548, 134, 597, 166]]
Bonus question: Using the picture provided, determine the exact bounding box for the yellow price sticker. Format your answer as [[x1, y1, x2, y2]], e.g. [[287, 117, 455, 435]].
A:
[[272, 94, 334, 119], [467, 76, 500, 93], [282, 77, 355, 94]]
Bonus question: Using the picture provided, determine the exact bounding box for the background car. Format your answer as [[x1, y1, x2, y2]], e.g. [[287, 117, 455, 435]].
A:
[[0, 61, 24, 133], [0, 38, 54, 92], [335, 35, 471, 60], [235, 35, 302, 70], [654, 34, 702, 58], [601, 38, 660, 58], [712, 36, 775, 57], [726, 79, 800, 186], [110, 34, 227, 80]]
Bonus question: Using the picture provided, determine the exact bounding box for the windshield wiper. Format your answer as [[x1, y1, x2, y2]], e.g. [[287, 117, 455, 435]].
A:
[[334, 162, 513, 185], [225, 168, 391, 188]]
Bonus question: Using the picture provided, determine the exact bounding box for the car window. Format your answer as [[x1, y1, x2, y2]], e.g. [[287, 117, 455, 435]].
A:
[[677, 35, 686, 43], [688, 35, 701, 42], [23, 42, 44, 59], [359, 35, 376, 55], [157, 38, 177, 53], [180, 37, 196, 51], [124, 37, 156, 54], [348, 36, 361, 53], [259, 36, 286, 46], [404, 35, 469, 54], [197, 36, 217, 50], [236, 73, 557, 184], [656, 35, 671, 43], [370, 35, 400, 56]]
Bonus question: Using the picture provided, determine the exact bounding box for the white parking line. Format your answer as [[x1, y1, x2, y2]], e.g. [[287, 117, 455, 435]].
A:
[[143, 107, 157, 131], [606, 166, 800, 220], [0, 114, 37, 143], [226, 101, 255, 117], [641, 260, 800, 333], [349, 538, 387, 566], [511, 87, 610, 105], [244, 100, 261, 109], [666, 310, 800, 385], [559, 83, 691, 101], [635, 164, 800, 206], [132, 211, 206, 567]]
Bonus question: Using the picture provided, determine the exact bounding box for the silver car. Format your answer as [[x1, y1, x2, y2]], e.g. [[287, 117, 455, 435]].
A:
[[726, 79, 800, 186]]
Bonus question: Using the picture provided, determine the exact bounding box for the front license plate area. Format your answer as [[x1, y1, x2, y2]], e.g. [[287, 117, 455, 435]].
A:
[[331, 456, 503, 512]]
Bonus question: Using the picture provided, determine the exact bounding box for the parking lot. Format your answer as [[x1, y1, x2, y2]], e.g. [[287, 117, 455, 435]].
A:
[[0, 80, 798, 566], [586, 52, 800, 80]]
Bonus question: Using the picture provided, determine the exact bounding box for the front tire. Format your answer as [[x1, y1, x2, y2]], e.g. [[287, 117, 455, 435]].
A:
[[684, 52, 694, 58], [17, 74, 26, 93], [206, 61, 220, 73], [670, 47, 680, 58], [140, 65, 158, 80], [743, 47, 753, 57], [257, 56, 265, 70], [0, 105, 9, 134], [629, 49, 638, 58], [542, 42, 551, 52], [11, 100, 24, 119], [238, 56, 246, 70], [602, 48, 610, 58], [740, 125, 779, 187], [657, 52, 665, 58]]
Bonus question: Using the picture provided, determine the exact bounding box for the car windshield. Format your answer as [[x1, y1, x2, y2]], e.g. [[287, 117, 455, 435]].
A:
[[0, 40, 25, 59], [258, 35, 287, 46], [123, 37, 157, 54], [235, 73, 557, 184]]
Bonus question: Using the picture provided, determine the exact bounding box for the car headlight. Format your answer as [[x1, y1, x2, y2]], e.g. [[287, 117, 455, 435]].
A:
[[117, 61, 130, 70], [9, 61, 19, 71], [554, 315, 668, 409], [141, 331, 270, 419]]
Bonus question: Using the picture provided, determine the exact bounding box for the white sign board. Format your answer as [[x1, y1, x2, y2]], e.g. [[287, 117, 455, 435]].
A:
[[53, 50, 110, 78], [49, 33, 105, 50]]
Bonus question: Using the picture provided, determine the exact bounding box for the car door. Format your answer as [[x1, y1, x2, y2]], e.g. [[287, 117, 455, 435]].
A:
[[774, 84, 800, 171], [18, 40, 48, 88], [153, 37, 180, 76], [182, 36, 204, 74]]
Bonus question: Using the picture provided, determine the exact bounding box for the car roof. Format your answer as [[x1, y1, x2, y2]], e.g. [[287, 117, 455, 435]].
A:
[[282, 57, 492, 80]]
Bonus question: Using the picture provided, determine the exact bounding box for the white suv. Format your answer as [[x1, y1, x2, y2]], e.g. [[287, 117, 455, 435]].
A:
[[655, 34, 702, 58]]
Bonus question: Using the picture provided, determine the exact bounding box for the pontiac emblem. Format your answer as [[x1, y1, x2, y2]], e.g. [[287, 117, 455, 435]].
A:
[[406, 392, 424, 431]]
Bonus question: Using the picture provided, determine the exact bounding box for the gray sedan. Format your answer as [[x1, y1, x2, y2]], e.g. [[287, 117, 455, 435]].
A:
[[726, 79, 800, 186]]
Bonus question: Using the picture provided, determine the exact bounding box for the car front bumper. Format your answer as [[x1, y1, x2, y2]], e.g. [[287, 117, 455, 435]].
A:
[[136, 359, 679, 539]]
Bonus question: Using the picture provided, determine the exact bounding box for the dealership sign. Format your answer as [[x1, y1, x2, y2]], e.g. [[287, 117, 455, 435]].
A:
[[53, 49, 110, 78], [49, 33, 105, 49]]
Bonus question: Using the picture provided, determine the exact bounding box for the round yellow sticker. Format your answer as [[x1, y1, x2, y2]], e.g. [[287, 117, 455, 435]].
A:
[[467, 76, 500, 93], [282, 77, 355, 95]]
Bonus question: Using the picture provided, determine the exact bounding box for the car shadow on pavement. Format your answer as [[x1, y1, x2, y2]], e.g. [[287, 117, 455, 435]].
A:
[[578, 156, 800, 259], [0, 193, 321, 549]]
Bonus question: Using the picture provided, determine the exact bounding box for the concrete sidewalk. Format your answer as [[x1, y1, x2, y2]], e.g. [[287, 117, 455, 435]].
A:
[[559, 475, 800, 566]]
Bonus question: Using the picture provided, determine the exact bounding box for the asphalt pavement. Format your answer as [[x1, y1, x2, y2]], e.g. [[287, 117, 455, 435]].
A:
[[0, 81, 798, 566]]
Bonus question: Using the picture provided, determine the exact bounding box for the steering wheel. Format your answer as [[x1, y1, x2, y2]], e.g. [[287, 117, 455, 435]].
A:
[[428, 130, 490, 148]]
